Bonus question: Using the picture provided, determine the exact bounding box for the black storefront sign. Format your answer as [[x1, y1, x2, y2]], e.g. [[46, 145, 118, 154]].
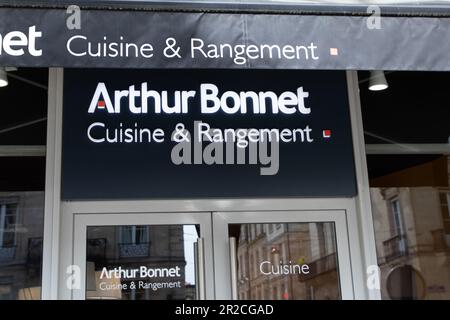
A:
[[0, 8, 450, 71], [62, 69, 356, 199]]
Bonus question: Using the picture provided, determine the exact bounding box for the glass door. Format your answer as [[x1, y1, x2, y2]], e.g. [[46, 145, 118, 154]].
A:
[[72, 210, 353, 300], [213, 211, 354, 300], [72, 212, 213, 300]]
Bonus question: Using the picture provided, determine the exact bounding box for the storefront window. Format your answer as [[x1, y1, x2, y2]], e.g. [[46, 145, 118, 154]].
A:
[[360, 71, 450, 299], [85, 224, 199, 300], [0, 68, 47, 300]]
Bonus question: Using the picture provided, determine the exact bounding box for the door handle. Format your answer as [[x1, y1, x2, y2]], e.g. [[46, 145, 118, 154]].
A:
[[229, 237, 238, 300], [194, 238, 206, 300]]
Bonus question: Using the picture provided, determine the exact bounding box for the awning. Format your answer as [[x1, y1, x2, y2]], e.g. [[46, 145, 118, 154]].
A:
[[0, 7, 449, 70]]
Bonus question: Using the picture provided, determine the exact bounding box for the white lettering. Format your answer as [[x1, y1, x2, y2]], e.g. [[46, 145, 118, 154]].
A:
[[0, 26, 42, 57], [200, 83, 221, 114], [88, 82, 115, 113], [66, 35, 154, 58], [87, 122, 105, 143], [67, 35, 87, 57], [190, 39, 320, 65], [259, 261, 310, 275], [87, 82, 311, 116]]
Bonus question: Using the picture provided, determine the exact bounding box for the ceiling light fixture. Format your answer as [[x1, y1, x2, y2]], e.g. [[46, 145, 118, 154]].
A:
[[369, 70, 389, 91]]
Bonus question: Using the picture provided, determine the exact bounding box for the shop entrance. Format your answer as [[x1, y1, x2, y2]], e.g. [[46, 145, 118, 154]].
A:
[[71, 210, 353, 300]]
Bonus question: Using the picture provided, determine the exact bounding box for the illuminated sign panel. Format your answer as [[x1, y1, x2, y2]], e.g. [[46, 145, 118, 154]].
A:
[[62, 68, 356, 199]]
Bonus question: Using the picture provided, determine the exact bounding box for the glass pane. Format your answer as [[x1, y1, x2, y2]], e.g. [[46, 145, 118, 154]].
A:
[[85, 224, 199, 300], [230, 222, 341, 300], [0, 193, 44, 300], [0, 66, 48, 300], [369, 160, 450, 299], [360, 70, 450, 300], [119, 226, 133, 244], [136, 226, 149, 244]]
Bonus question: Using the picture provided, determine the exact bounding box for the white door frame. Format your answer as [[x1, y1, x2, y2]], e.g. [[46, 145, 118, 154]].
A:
[[47, 69, 377, 300], [59, 199, 362, 300], [213, 210, 354, 300], [71, 211, 214, 300]]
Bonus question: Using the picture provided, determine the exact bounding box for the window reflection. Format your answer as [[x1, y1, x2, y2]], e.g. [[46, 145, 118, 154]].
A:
[[370, 155, 450, 299], [0, 67, 47, 300], [86, 224, 199, 300], [360, 70, 450, 299], [0, 192, 44, 300], [231, 222, 341, 300]]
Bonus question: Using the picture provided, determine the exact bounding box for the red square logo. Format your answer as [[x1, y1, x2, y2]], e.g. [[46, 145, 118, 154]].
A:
[[323, 130, 332, 138], [97, 100, 105, 108]]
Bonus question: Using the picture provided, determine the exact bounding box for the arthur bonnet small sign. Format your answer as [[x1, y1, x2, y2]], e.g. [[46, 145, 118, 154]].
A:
[[61, 69, 356, 199]]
